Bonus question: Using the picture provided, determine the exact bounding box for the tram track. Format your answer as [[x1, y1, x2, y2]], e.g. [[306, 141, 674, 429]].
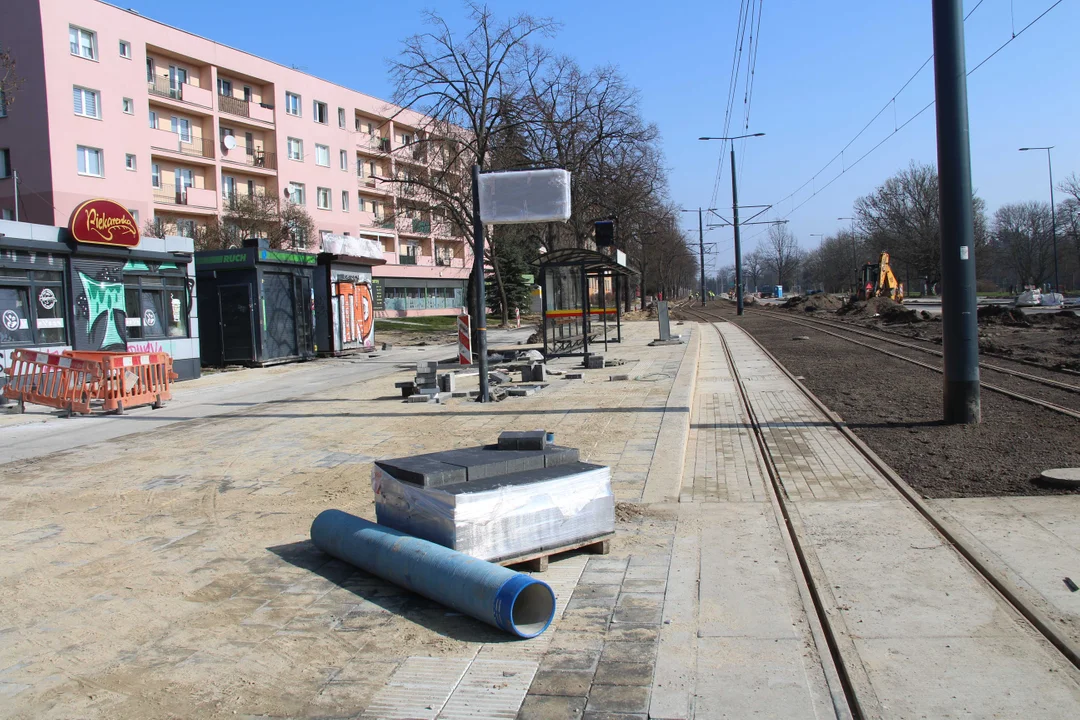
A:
[[682, 306, 1080, 717]]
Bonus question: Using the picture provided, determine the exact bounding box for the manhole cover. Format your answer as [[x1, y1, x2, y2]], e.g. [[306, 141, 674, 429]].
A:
[[1039, 468, 1080, 488]]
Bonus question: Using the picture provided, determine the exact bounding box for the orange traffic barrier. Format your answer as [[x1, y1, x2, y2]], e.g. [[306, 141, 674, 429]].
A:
[[1, 349, 101, 416], [63, 351, 177, 414]]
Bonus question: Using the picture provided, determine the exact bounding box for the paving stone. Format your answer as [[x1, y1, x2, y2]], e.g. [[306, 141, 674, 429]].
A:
[[565, 372, 584, 380], [620, 578, 666, 594], [585, 684, 650, 715], [539, 651, 601, 672], [529, 669, 594, 696], [593, 661, 654, 687], [582, 713, 647, 720], [572, 584, 621, 600], [577, 570, 625, 586], [604, 625, 659, 644], [517, 694, 587, 720], [586, 557, 629, 571], [556, 613, 610, 633], [613, 594, 664, 625], [600, 642, 656, 664], [549, 631, 605, 653]]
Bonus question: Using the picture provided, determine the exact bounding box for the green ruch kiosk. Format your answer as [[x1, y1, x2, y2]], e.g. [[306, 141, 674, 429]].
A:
[[195, 238, 317, 366]]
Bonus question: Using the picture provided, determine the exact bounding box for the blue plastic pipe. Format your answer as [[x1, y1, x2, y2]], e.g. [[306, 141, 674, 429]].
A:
[[310, 509, 556, 638]]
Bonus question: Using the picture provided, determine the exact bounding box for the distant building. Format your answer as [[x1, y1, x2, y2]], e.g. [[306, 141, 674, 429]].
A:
[[0, 0, 472, 316]]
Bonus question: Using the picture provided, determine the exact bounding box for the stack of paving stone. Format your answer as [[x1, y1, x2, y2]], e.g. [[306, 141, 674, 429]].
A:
[[405, 362, 449, 403], [372, 431, 615, 561]]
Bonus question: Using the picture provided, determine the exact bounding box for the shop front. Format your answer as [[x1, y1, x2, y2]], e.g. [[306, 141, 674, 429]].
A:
[[195, 239, 317, 366], [313, 235, 386, 356], [0, 202, 200, 393]]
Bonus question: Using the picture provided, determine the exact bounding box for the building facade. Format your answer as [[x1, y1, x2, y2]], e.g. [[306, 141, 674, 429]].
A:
[[0, 0, 472, 316]]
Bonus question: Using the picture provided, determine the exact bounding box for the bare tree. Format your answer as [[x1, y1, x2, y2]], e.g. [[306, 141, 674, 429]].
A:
[[389, 4, 557, 325], [991, 202, 1056, 287], [762, 224, 800, 289], [0, 44, 24, 113], [743, 248, 765, 292]]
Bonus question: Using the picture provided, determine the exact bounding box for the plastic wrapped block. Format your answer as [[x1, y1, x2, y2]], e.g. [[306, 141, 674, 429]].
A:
[[373, 461, 615, 562]]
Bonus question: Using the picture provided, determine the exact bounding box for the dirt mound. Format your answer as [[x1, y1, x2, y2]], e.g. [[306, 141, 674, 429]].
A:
[[1027, 310, 1080, 328], [781, 294, 843, 313], [843, 296, 920, 323], [977, 305, 1030, 326]]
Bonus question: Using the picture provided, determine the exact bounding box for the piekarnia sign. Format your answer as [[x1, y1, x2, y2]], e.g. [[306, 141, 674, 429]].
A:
[[68, 199, 140, 248]]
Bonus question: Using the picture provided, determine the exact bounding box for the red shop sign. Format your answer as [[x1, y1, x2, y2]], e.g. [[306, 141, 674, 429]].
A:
[[68, 199, 140, 247]]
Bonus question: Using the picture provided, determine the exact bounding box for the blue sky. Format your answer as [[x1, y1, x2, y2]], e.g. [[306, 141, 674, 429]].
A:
[[122, 0, 1078, 273]]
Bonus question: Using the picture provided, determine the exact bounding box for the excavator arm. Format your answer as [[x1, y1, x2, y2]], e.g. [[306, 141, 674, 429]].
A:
[[875, 252, 904, 302]]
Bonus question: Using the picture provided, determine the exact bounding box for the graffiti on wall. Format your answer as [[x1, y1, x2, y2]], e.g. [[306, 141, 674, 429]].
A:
[[335, 281, 375, 348], [72, 259, 127, 350]]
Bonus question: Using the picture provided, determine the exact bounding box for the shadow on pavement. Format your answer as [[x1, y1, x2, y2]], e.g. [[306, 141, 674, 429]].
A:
[[267, 539, 523, 645]]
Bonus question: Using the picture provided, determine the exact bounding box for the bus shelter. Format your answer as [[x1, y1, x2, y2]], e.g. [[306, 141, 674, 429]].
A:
[[535, 248, 635, 359]]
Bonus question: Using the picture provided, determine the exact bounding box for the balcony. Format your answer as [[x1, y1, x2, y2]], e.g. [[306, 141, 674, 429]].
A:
[[358, 175, 376, 188], [218, 94, 275, 124], [436, 255, 464, 268], [412, 219, 431, 234], [148, 77, 213, 109], [220, 144, 277, 171], [152, 183, 218, 210], [377, 218, 395, 230], [399, 254, 418, 265], [150, 129, 215, 159]]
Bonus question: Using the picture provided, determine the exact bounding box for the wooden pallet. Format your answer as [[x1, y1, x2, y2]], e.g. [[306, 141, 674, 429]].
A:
[[495, 533, 614, 573]]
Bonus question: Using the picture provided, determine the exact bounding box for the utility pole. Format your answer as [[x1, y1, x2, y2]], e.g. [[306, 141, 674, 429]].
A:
[[471, 164, 489, 403], [731, 148, 743, 316], [698, 208, 706, 306], [932, 0, 980, 423], [13, 169, 19, 222], [1019, 146, 1059, 292]]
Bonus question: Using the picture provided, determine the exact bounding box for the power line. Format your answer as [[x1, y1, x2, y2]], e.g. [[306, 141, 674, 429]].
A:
[[744, 0, 1063, 242], [708, 0, 755, 208]]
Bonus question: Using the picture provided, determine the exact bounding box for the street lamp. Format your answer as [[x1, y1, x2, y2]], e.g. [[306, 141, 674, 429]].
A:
[[699, 132, 766, 314], [838, 216, 857, 292], [1019, 146, 1059, 292]]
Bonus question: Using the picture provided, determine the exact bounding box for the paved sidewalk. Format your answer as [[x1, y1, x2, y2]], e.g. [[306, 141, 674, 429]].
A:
[[0, 327, 532, 463], [0, 321, 688, 720], [647, 320, 1080, 719]]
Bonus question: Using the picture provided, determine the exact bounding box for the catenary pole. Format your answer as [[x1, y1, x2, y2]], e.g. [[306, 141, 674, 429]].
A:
[[931, 0, 980, 423], [471, 164, 489, 402], [732, 148, 743, 316]]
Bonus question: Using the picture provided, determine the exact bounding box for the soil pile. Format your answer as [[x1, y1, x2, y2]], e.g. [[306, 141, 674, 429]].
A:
[[842, 296, 919, 323], [977, 305, 1030, 326]]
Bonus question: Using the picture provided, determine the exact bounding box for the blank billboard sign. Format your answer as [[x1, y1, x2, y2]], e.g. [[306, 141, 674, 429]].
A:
[[478, 168, 571, 224]]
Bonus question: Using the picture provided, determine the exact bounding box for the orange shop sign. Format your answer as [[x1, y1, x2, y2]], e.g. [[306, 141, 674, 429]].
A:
[[68, 199, 140, 248]]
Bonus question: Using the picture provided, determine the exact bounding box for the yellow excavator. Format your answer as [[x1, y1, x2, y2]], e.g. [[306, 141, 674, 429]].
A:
[[858, 251, 904, 302]]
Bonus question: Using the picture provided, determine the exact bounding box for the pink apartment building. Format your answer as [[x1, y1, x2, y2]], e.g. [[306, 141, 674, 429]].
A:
[[0, 0, 473, 316]]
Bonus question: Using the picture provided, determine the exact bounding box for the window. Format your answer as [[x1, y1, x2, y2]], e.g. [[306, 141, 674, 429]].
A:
[[1, 209, 13, 220], [217, 78, 232, 97], [119, 40, 131, 58], [313, 100, 328, 124], [398, 132, 412, 145], [123, 275, 190, 339], [128, 209, 139, 225], [125, 154, 136, 171], [148, 109, 157, 129], [175, 219, 195, 238], [337, 107, 345, 129], [72, 87, 100, 119], [357, 196, 365, 213], [285, 92, 301, 116], [122, 97, 134, 114], [146, 57, 154, 83], [315, 144, 330, 167], [171, 116, 192, 143], [0, 268, 68, 347], [316, 187, 331, 210], [341, 190, 349, 212], [243, 86, 252, 102], [287, 137, 303, 161], [77, 146, 103, 177], [151, 163, 160, 187], [0, 90, 6, 117], [0, 149, 9, 179], [340, 150, 348, 171], [287, 182, 305, 205], [69, 26, 97, 60]]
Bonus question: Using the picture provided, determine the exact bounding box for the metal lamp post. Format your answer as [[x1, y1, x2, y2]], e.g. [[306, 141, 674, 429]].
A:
[[698, 132, 765, 315], [1019, 146, 1059, 293]]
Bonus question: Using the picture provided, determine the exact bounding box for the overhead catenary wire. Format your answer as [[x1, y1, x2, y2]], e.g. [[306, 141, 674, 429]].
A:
[[744, 0, 1064, 242], [708, 0, 756, 208]]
